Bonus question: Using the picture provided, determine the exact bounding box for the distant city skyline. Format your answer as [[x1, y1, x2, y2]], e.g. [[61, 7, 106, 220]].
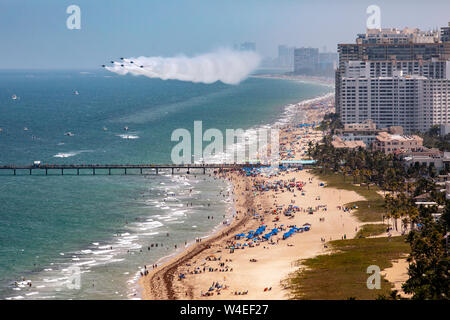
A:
[[0, 0, 449, 69]]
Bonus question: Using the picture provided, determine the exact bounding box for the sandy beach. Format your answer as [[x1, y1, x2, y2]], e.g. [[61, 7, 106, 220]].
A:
[[174, 169, 366, 300], [138, 93, 404, 300], [138, 94, 357, 299]]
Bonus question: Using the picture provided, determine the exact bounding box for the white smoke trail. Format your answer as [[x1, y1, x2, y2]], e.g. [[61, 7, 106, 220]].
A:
[[105, 49, 261, 85]]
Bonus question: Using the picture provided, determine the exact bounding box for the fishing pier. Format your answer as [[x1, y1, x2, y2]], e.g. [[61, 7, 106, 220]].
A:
[[0, 163, 265, 176]]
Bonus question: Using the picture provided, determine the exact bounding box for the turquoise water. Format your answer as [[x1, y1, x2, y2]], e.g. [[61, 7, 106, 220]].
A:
[[0, 70, 332, 299]]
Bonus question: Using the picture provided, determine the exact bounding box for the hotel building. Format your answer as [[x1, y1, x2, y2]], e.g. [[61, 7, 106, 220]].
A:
[[336, 23, 450, 133], [372, 132, 423, 154]]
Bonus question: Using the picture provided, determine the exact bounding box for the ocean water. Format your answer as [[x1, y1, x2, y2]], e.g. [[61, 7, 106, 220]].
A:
[[0, 70, 332, 299]]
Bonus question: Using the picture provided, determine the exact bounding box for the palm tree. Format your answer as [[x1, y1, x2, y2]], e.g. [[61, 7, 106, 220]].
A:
[[352, 168, 360, 184]]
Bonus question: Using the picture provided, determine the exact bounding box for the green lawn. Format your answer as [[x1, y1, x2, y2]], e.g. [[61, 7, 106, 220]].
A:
[[356, 224, 389, 238], [286, 236, 410, 300], [311, 169, 385, 222], [348, 199, 386, 222]]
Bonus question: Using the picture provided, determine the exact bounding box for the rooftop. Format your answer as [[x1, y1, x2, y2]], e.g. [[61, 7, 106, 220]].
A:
[[332, 137, 366, 149], [376, 132, 423, 142], [356, 26, 441, 44]]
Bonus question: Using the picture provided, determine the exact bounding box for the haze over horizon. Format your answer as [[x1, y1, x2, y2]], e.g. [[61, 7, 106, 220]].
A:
[[0, 0, 449, 70]]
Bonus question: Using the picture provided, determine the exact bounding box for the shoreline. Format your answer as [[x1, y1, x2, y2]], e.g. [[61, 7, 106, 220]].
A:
[[139, 172, 257, 299], [139, 91, 338, 300], [133, 175, 237, 299], [251, 73, 335, 88]]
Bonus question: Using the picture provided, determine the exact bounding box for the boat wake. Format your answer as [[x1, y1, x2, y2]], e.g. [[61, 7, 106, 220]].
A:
[[117, 134, 140, 140], [53, 150, 93, 158]]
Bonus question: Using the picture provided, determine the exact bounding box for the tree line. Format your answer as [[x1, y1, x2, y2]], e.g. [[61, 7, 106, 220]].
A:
[[308, 125, 449, 299]]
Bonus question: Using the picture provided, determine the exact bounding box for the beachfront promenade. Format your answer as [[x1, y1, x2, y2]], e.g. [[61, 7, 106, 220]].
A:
[[0, 163, 267, 176]]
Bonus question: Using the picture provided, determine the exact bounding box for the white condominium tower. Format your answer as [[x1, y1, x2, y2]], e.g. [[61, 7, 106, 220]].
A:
[[336, 23, 450, 133]]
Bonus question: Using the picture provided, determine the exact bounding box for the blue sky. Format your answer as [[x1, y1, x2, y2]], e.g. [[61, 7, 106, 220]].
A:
[[0, 0, 449, 69]]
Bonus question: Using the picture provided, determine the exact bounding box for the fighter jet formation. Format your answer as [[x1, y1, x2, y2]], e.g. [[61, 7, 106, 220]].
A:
[[101, 50, 261, 85], [101, 58, 144, 69]]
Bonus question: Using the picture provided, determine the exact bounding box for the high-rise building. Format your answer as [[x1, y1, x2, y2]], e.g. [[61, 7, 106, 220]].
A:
[[318, 52, 338, 77], [278, 45, 295, 69], [336, 24, 450, 133], [294, 47, 319, 75], [294, 47, 337, 76], [442, 22, 450, 43]]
